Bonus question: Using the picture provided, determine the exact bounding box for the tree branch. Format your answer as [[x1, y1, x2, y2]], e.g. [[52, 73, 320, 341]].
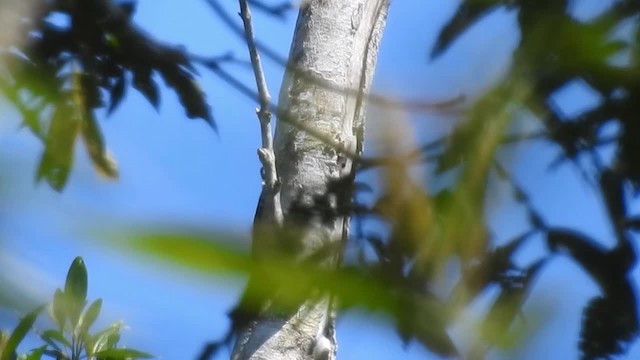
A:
[[239, 0, 283, 226]]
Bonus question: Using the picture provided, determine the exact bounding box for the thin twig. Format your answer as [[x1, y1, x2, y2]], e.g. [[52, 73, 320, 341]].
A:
[[239, 0, 283, 225], [247, 0, 293, 18], [204, 0, 464, 113], [189, 51, 253, 69]]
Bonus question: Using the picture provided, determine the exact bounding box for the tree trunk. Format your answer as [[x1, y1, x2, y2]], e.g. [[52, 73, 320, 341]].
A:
[[232, 1, 390, 359]]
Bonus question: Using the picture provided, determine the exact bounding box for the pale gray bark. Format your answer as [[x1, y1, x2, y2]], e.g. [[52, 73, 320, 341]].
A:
[[232, 1, 390, 359]]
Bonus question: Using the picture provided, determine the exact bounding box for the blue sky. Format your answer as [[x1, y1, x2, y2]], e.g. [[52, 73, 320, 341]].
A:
[[1, 0, 638, 359]]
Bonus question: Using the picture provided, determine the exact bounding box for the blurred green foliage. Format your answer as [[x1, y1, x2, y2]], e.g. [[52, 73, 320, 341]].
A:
[[431, 1, 640, 358]]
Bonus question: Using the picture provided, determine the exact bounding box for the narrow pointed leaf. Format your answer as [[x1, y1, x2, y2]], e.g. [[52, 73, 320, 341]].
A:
[[24, 346, 46, 360], [431, 1, 500, 59], [64, 257, 88, 326], [1, 305, 44, 360], [36, 103, 78, 191], [159, 67, 216, 130], [89, 322, 123, 355], [51, 289, 67, 329], [65, 257, 88, 304], [132, 67, 159, 109], [107, 72, 127, 115], [79, 298, 102, 335], [80, 112, 119, 179]]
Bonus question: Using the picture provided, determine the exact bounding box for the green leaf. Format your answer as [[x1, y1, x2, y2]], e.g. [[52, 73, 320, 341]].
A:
[[79, 299, 102, 336], [104, 33, 121, 49], [80, 112, 119, 179], [40, 329, 71, 349], [1, 305, 44, 360], [0, 331, 10, 359], [24, 346, 46, 360], [36, 102, 79, 192], [88, 322, 123, 355], [93, 348, 153, 359], [65, 257, 88, 304], [50, 289, 67, 329], [64, 257, 88, 327], [76, 72, 102, 109]]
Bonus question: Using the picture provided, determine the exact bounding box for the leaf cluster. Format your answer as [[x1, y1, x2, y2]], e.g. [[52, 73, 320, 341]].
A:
[[0, 257, 151, 360], [0, 0, 214, 191]]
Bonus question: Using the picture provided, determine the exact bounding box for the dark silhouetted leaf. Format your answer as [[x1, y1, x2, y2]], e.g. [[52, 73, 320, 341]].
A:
[[600, 168, 627, 242], [580, 295, 639, 360], [619, 112, 640, 189], [431, 0, 501, 59], [133, 67, 160, 109], [118, 0, 137, 17], [107, 72, 127, 115], [159, 67, 215, 129], [528, 209, 546, 230], [198, 341, 225, 360]]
